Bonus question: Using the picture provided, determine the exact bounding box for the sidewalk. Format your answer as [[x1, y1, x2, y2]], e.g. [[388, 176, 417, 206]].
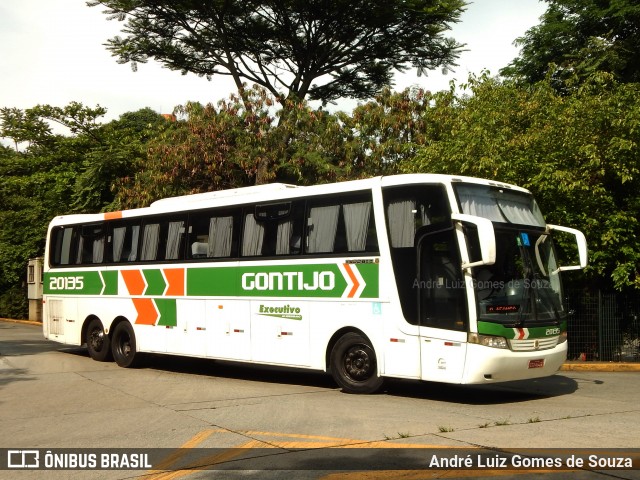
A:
[[3, 317, 639, 372]]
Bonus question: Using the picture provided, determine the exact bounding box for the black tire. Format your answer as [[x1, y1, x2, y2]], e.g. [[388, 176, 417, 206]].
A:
[[85, 318, 112, 362], [330, 332, 384, 394], [111, 322, 139, 368]]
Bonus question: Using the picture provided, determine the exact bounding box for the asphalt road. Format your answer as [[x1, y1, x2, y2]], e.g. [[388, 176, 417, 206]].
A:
[[1, 320, 639, 479]]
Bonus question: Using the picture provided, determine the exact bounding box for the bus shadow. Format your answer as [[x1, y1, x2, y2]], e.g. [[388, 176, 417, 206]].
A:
[[383, 374, 579, 404], [135, 353, 339, 390], [64, 347, 579, 403]]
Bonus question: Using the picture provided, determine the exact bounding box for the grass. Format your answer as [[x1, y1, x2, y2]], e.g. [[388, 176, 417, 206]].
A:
[[383, 432, 412, 440]]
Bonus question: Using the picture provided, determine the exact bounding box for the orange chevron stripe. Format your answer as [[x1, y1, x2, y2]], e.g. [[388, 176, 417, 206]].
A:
[[132, 298, 158, 325], [343, 263, 360, 298], [163, 268, 185, 296], [121, 270, 146, 295], [104, 211, 123, 220]]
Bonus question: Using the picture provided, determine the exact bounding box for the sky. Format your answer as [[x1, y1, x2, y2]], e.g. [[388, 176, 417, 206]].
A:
[[0, 0, 548, 123]]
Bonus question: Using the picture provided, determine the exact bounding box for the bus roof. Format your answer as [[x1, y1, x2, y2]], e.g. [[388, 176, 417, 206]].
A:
[[49, 174, 531, 225]]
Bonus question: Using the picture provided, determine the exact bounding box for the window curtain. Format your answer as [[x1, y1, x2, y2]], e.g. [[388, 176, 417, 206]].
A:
[[387, 200, 416, 248], [457, 187, 504, 222], [499, 196, 546, 227], [276, 220, 293, 255], [112, 227, 126, 262], [165, 221, 184, 260], [128, 226, 140, 262], [141, 224, 160, 261], [307, 205, 339, 253], [242, 214, 264, 256], [457, 186, 545, 227], [208, 216, 233, 257], [343, 202, 371, 251], [92, 237, 105, 263], [60, 228, 73, 265], [76, 236, 84, 264]]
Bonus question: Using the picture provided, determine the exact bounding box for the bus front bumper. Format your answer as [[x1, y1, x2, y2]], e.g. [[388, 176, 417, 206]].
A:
[[462, 341, 567, 384]]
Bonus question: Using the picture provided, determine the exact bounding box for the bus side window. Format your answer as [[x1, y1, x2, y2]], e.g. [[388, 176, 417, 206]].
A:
[[140, 216, 187, 262], [187, 210, 238, 259], [50, 226, 78, 266], [165, 219, 186, 260], [241, 202, 303, 257], [306, 194, 378, 255], [77, 224, 106, 264], [108, 221, 140, 263]]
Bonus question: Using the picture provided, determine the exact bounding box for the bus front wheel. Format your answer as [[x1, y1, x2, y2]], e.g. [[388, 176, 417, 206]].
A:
[[85, 318, 112, 362], [111, 322, 139, 368], [330, 332, 384, 394]]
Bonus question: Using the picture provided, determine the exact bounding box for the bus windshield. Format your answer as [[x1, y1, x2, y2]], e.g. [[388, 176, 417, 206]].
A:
[[473, 228, 564, 326], [454, 184, 564, 327]]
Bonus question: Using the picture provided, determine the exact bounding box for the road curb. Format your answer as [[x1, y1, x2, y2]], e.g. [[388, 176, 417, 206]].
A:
[[0, 318, 42, 326], [560, 362, 640, 372]]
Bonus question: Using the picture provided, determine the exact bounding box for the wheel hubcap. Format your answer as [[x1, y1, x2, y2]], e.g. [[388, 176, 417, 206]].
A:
[[121, 338, 131, 357], [90, 329, 104, 351], [345, 346, 371, 380]]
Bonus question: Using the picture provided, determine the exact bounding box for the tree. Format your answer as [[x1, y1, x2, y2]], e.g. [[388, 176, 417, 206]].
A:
[[340, 87, 439, 178], [89, 0, 465, 105], [114, 86, 352, 208], [0, 107, 52, 151], [501, 0, 640, 88], [0, 104, 169, 317], [405, 73, 640, 291], [74, 108, 170, 212], [0, 141, 81, 319]]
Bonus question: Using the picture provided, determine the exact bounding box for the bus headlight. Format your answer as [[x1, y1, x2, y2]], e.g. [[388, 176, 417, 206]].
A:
[[468, 333, 508, 349], [558, 331, 568, 344]]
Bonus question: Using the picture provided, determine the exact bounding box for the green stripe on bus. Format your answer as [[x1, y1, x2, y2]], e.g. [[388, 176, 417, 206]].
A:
[[477, 321, 567, 339], [155, 299, 177, 327], [44, 262, 380, 299], [101, 271, 118, 295], [44, 271, 103, 295], [186, 263, 379, 298], [143, 269, 166, 296]]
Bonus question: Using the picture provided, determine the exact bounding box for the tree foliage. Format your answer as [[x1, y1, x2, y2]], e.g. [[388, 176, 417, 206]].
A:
[[502, 0, 640, 88], [405, 73, 640, 291], [90, 0, 465, 105], [115, 86, 351, 208], [0, 104, 167, 318], [0, 141, 80, 318]]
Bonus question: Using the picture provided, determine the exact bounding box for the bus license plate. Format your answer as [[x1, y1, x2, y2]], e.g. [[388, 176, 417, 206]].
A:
[[528, 359, 544, 369]]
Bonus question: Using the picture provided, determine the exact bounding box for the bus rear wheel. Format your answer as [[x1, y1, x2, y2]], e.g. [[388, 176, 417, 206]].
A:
[[330, 332, 383, 394], [86, 318, 112, 362], [111, 322, 139, 368]]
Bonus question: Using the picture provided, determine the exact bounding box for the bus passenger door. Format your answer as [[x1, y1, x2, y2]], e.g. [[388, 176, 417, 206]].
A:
[[417, 228, 468, 383]]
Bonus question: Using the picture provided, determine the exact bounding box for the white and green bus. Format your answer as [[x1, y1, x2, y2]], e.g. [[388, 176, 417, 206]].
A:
[[43, 174, 587, 393]]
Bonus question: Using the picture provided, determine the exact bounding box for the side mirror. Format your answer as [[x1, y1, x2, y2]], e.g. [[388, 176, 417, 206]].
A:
[[546, 224, 588, 271], [451, 213, 496, 269]]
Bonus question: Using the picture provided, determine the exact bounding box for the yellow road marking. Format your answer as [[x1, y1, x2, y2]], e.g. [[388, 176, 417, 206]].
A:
[[144, 440, 267, 480], [144, 429, 569, 479], [142, 428, 222, 479]]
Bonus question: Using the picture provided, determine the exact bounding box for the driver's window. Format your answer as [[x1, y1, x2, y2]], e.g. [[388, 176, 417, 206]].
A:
[[419, 229, 467, 331]]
